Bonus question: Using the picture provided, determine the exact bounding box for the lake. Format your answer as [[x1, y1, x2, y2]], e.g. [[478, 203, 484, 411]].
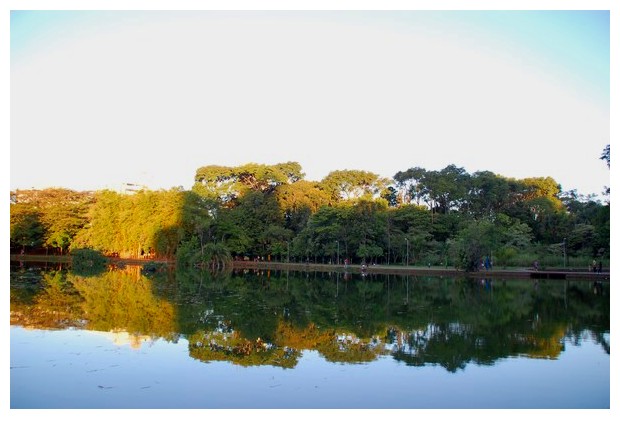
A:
[[9, 262, 610, 409]]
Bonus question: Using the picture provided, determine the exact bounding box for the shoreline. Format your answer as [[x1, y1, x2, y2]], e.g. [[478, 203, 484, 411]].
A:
[[10, 254, 610, 281], [229, 260, 610, 281]]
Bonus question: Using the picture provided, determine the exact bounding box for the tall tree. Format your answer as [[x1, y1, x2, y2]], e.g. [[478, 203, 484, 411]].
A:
[[10, 188, 92, 254], [320, 169, 388, 202], [193, 162, 304, 204], [467, 171, 516, 219], [10, 205, 45, 251], [393, 166, 427, 206], [421, 165, 470, 215], [72, 189, 186, 258], [275, 180, 331, 233]]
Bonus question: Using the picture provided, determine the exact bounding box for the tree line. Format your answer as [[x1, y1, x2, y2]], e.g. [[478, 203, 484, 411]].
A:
[[10, 153, 610, 270]]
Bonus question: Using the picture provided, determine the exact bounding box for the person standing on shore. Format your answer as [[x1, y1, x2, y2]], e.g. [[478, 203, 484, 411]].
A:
[[484, 256, 491, 271]]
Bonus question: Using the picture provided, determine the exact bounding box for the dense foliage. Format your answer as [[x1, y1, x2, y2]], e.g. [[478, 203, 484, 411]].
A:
[[10, 157, 610, 270]]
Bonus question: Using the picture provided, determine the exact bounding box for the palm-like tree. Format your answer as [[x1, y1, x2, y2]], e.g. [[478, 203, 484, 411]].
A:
[[200, 242, 232, 270]]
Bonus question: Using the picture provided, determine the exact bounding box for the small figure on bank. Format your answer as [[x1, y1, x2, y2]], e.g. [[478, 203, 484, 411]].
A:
[[533, 261, 539, 271], [598, 260, 603, 273]]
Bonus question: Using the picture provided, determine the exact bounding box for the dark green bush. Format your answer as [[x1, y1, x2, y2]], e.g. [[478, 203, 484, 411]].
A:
[[71, 248, 107, 275], [142, 261, 167, 275]]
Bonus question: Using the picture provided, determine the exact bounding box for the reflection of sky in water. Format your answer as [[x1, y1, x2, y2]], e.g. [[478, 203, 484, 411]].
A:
[[10, 326, 609, 409]]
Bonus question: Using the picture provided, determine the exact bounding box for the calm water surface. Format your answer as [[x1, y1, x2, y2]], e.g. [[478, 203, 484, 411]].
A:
[[10, 263, 610, 409]]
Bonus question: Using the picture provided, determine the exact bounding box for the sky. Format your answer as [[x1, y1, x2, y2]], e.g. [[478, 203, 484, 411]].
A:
[[7, 4, 614, 198]]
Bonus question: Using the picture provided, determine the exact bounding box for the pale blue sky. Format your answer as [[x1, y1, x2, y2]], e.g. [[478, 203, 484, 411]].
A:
[[9, 8, 612, 197]]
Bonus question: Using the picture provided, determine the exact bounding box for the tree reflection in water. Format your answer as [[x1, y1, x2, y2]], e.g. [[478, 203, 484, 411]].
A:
[[10, 264, 178, 345], [10, 264, 609, 372]]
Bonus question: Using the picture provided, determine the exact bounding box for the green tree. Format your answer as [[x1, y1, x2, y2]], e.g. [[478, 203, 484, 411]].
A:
[[200, 242, 232, 269], [380, 186, 399, 207], [275, 180, 331, 233], [10, 205, 45, 251], [320, 169, 388, 202], [72, 189, 186, 258], [393, 167, 428, 206], [559, 191, 609, 258], [519, 177, 563, 209], [348, 200, 388, 264], [10, 188, 93, 254], [176, 236, 202, 267], [450, 219, 499, 271], [72, 190, 123, 254], [261, 224, 294, 261], [193, 162, 304, 204], [292, 205, 345, 262], [422, 165, 470, 215], [467, 171, 517, 218], [181, 191, 217, 257]]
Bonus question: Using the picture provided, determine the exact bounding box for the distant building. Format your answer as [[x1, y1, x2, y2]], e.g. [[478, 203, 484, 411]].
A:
[[120, 183, 148, 194]]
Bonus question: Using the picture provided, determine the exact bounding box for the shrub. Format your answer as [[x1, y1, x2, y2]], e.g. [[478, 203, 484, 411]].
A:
[[176, 237, 201, 267], [71, 248, 107, 275], [142, 261, 167, 275]]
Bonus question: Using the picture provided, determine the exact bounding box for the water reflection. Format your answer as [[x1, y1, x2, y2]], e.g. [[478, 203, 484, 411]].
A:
[[10, 264, 178, 345], [10, 264, 610, 372]]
